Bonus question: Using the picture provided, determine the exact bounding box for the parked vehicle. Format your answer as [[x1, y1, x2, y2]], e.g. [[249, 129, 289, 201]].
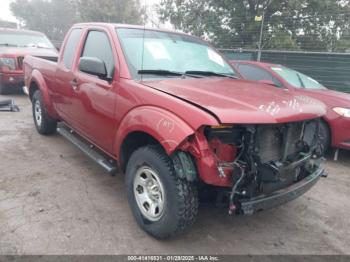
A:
[[24, 23, 326, 239], [0, 28, 57, 94], [230, 60, 350, 151]]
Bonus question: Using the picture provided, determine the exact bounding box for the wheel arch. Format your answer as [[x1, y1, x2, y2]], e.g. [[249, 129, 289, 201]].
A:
[[115, 106, 196, 172], [119, 131, 163, 173], [28, 70, 58, 119]]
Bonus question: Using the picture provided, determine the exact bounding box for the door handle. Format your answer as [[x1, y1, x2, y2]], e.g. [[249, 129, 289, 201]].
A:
[[70, 79, 78, 91]]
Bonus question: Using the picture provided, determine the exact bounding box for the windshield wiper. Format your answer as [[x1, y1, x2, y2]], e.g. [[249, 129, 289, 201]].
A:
[[0, 43, 18, 47], [138, 69, 201, 78], [138, 69, 184, 76], [185, 70, 238, 79], [138, 69, 235, 79], [22, 44, 51, 49]]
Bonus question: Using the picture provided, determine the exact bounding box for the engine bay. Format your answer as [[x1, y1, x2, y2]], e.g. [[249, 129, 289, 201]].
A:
[[205, 119, 324, 214]]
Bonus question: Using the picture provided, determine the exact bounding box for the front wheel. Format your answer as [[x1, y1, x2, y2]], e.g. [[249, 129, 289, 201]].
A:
[[32, 90, 57, 135], [125, 145, 199, 239]]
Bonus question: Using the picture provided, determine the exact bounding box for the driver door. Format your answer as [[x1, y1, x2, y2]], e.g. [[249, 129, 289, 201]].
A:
[[70, 29, 118, 153]]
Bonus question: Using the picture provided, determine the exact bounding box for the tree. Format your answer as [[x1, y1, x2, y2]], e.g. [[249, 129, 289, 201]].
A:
[[266, 30, 300, 51], [10, 0, 77, 41], [158, 0, 350, 51], [76, 0, 143, 24], [10, 0, 144, 41], [334, 35, 350, 52]]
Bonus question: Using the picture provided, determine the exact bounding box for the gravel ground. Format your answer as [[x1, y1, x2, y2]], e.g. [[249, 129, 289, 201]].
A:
[[0, 94, 349, 255]]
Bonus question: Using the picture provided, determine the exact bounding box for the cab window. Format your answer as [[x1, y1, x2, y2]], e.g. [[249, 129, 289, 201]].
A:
[[81, 30, 115, 79], [62, 28, 82, 69]]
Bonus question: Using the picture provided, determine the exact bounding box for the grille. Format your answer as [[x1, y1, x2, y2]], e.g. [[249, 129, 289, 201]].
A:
[[17, 56, 24, 70], [257, 122, 304, 163]]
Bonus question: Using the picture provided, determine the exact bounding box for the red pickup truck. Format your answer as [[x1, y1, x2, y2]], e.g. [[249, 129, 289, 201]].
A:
[[24, 23, 326, 239], [0, 28, 57, 94]]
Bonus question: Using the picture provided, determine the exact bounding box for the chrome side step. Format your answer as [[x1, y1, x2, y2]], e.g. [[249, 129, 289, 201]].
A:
[[57, 123, 117, 175]]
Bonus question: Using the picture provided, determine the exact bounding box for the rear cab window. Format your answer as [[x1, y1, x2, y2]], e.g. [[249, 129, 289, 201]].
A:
[[62, 28, 82, 69]]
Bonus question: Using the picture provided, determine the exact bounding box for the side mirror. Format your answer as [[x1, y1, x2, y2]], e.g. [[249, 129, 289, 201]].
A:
[[258, 79, 276, 86], [79, 57, 107, 79]]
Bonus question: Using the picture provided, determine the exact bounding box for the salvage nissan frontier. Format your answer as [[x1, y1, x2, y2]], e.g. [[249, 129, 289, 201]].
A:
[[24, 23, 327, 239]]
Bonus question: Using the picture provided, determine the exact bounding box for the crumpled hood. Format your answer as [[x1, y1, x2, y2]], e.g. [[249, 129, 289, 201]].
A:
[[143, 78, 326, 124], [0, 47, 58, 57]]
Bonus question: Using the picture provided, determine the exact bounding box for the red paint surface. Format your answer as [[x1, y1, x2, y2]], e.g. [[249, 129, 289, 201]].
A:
[[23, 23, 326, 187]]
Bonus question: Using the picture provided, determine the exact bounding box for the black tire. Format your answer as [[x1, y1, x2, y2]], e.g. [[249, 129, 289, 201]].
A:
[[125, 145, 199, 239], [319, 120, 331, 153], [32, 90, 57, 135]]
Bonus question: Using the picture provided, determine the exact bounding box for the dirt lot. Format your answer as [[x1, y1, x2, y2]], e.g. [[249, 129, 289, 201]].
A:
[[0, 94, 349, 255]]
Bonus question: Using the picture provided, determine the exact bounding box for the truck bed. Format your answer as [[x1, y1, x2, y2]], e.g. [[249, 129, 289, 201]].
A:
[[23, 55, 59, 90]]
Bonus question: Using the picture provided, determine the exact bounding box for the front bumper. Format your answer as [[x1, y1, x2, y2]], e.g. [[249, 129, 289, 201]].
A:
[[0, 72, 24, 89], [239, 168, 324, 215]]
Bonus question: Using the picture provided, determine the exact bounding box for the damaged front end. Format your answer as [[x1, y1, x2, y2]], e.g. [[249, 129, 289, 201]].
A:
[[178, 119, 325, 215]]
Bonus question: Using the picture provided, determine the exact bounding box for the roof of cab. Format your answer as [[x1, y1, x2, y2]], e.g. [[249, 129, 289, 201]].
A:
[[72, 22, 191, 36], [0, 27, 45, 35]]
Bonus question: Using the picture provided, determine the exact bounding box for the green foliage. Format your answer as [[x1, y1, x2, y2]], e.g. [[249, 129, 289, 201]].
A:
[[10, 0, 143, 40], [158, 0, 350, 51], [266, 30, 300, 51], [76, 0, 143, 24], [334, 36, 350, 52]]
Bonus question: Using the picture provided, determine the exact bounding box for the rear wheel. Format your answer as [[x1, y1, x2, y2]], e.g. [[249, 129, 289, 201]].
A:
[[32, 90, 57, 135], [125, 145, 199, 239]]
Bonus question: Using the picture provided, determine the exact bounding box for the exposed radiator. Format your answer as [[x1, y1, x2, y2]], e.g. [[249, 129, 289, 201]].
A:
[[257, 122, 304, 163]]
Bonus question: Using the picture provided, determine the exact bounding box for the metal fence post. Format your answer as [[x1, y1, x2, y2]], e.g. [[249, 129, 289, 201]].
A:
[[257, 12, 265, 62]]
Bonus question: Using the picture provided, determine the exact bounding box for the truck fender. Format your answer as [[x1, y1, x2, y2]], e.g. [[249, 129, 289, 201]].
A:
[[115, 106, 195, 159], [29, 70, 58, 119]]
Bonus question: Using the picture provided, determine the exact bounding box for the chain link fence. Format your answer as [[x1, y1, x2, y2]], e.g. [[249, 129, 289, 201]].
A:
[[145, 0, 350, 92]]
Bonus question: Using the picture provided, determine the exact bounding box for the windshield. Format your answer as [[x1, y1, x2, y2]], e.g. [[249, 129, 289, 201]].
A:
[[271, 66, 326, 90], [0, 31, 55, 49], [116, 28, 236, 79]]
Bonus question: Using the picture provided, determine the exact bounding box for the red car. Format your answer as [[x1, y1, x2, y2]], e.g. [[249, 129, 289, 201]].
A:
[[24, 23, 326, 238], [231, 60, 350, 151], [0, 28, 58, 94]]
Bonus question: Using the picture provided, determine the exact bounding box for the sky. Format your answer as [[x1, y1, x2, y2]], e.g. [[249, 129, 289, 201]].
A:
[[0, 0, 160, 23], [0, 0, 16, 22]]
